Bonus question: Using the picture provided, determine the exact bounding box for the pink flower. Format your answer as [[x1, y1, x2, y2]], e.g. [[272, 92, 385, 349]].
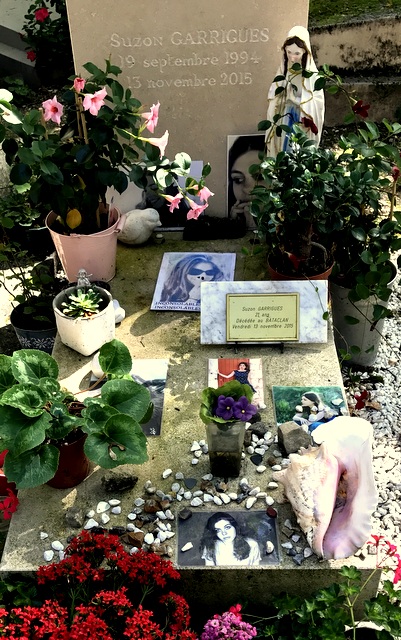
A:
[[197, 186, 214, 202], [35, 7, 49, 21], [42, 95, 63, 125], [26, 50, 36, 61], [73, 77, 86, 93], [142, 101, 160, 133], [83, 87, 107, 116], [392, 165, 400, 182], [186, 200, 208, 220], [147, 130, 169, 157], [164, 193, 183, 212]]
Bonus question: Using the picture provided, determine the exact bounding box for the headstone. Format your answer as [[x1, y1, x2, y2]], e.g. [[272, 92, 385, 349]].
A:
[[65, 0, 308, 215], [200, 280, 328, 344]]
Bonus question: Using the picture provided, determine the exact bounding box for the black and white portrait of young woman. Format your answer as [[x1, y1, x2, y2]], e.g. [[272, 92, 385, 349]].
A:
[[227, 134, 265, 230], [151, 252, 236, 312]]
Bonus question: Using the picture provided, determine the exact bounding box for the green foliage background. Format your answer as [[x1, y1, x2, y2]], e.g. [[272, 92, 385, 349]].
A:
[[309, 0, 401, 26]]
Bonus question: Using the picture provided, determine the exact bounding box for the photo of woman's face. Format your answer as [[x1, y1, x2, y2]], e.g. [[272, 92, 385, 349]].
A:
[[301, 395, 314, 407], [230, 150, 259, 203], [238, 363, 247, 371], [186, 261, 216, 286], [214, 520, 236, 543]]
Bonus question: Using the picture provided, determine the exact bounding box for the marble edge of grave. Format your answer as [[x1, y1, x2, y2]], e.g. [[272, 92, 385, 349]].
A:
[[200, 280, 328, 344]]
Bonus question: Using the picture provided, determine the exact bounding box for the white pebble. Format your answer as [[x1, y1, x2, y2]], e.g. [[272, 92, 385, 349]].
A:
[[126, 524, 136, 531], [256, 465, 267, 473], [264, 431, 272, 441], [40, 532, 48, 540], [267, 482, 279, 489], [191, 497, 203, 507], [44, 550, 54, 562], [181, 542, 193, 552], [266, 541, 275, 554], [144, 533, 154, 545], [228, 492, 238, 500], [86, 509, 95, 518], [51, 540, 64, 551], [191, 458, 199, 465], [221, 494, 231, 504], [165, 531, 175, 539], [176, 494, 183, 501], [292, 534, 301, 543], [203, 494, 214, 503], [130, 547, 139, 554], [202, 474, 213, 481], [247, 446, 255, 454], [184, 491, 192, 500], [213, 496, 223, 506], [156, 510, 167, 520], [281, 542, 293, 549], [108, 499, 121, 506], [165, 509, 174, 520], [171, 482, 181, 493], [59, 551, 65, 561], [175, 471, 184, 480], [111, 506, 121, 515], [304, 548, 313, 558], [163, 468, 173, 479], [246, 496, 257, 509], [100, 513, 110, 524], [265, 496, 275, 506], [127, 513, 136, 521], [194, 450, 202, 458], [191, 441, 201, 451], [271, 464, 282, 471], [158, 531, 167, 543], [249, 487, 261, 496], [85, 518, 99, 529], [96, 501, 110, 514], [134, 498, 145, 507], [193, 490, 203, 497], [254, 447, 265, 455]]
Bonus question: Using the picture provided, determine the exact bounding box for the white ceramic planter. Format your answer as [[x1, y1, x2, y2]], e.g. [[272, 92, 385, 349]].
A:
[[53, 286, 115, 356]]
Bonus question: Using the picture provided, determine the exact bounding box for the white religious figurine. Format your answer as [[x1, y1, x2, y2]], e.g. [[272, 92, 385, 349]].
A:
[[265, 25, 325, 157]]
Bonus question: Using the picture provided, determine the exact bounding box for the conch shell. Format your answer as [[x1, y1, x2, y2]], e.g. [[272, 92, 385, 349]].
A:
[[273, 416, 377, 559]]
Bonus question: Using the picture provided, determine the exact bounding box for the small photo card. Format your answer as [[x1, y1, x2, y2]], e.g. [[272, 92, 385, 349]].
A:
[[151, 252, 236, 312], [208, 357, 265, 408], [177, 510, 280, 567], [272, 385, 348, 434], [89, 359, 169, 436]]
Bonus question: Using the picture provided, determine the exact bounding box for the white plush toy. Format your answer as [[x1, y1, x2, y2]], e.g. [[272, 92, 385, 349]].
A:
[[118, 208, 161, 245]]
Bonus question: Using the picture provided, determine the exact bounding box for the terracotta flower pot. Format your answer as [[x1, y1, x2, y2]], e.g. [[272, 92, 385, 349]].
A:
[[47, 430, 91, 489]]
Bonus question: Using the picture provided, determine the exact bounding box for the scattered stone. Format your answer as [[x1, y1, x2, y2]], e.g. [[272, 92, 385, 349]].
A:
[[194, 450, 202, 458], [204, 494, 214, 503], [51, 540, 64, 551], [284, 519, 294, 529], [65, 506, 85, 528], [265, 496, 274, 506], [156, 510, 167, 520], [304, 548, 313, 558], [178, 508, 192, 521], [271, 464, 282, 471], [291, 534, 301, 543], [101, 473, 138, 493], [246, 496, 257, 509], [213, 496, 223, 506], [191, 458, 199, 465], [40, 532, 49, 540], [191, 441, 201, 451], [267, 482, 278, 489], [249, 487, 261, 496], [191, 497, 203, 507], [175, 471, 184, 480], [108, 499, 121, 506], [134, 498, 145, 507], [184, 491, 192, 500], [221, 494, 231, 504], [184, 478, 197, 489], [162, 469, 173, 479], [144, 532, 155, 545], [202, 474, 213, 481], [127, 513, 136, 521], [84, 518, 99, 529], [86, 509, 95, 518], [278, 421, 312, 455], [96, 501, 110, 514], [256, 465, 267, 473], [165, 509, 174, 520], [144, 499, 160, 514], [111, 506, 122, 515], [281, 541, 293, 549], [44, 550, 54, 562], [250, 454, 263, 466], [181, 542, 194, 552], [100, 513, 110, 524], [171, 482, 181, 493], [266, 541, 275, 554], [293, 554, 304, 566], [193, 490, 203, 497]]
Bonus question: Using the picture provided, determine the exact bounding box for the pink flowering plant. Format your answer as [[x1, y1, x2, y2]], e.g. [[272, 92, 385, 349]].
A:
[[199, 381, 257, 430], [0, 59, 212, 235], [201, 604, 257, 640]]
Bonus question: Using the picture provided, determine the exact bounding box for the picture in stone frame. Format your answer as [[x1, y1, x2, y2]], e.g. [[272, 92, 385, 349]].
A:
[[227, 133, 265, 227], [151, 252, 236, 312], [89, 359, 169, 436], [177, 509, 280, 567], [208, 357, 265, 408], [272, 385, 348, 434]]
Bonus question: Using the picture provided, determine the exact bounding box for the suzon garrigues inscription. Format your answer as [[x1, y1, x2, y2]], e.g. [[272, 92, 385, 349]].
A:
[[110, 27, 269, 90]]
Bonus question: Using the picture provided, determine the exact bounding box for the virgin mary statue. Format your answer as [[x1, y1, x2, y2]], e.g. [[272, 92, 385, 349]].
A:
[[265, 25, 325, 157]]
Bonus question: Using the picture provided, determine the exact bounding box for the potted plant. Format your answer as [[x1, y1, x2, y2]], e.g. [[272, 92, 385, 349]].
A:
[[199, 380, 257, 477], [0, 338, 152, 489], [53, 284, 115, 356], [0, 60, 213, 281], [0, 243, 67, 353]]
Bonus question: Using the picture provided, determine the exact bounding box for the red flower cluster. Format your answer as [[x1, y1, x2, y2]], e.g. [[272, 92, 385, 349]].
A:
[[0, 489, 18, 520], [26, 50, 36, 61], [0, 531, 196, 639], [34, 7, 50, 22], [352, 100, 370, 118], [369, 535, 401, 584]]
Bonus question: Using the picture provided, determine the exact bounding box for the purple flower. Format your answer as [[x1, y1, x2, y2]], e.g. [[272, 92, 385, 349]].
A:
[[215, 395, 235, 420], [233, 396, 258, 421]]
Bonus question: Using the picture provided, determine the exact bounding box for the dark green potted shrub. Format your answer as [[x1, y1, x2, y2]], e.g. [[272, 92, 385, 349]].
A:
[[0, 339, 152, 489]]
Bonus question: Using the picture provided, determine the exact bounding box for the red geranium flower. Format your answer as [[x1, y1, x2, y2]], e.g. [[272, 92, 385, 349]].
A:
[[35, 7, 50, 22], [26, 50, 36, 61], [352, 100, 370, 118]]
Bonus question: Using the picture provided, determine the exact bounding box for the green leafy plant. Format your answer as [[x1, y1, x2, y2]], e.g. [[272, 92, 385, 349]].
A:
[[247, 536, 401, 639], [0, 339, 152, 488], [0, 60, 212, 236], [60, 287, 102, 318]]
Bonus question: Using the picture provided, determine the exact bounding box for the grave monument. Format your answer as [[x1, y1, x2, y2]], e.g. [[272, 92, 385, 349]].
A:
[[65, 0, 308, 215]]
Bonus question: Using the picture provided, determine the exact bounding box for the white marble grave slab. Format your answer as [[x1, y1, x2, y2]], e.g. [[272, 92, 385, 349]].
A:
[[200, 280, 328, 344]]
